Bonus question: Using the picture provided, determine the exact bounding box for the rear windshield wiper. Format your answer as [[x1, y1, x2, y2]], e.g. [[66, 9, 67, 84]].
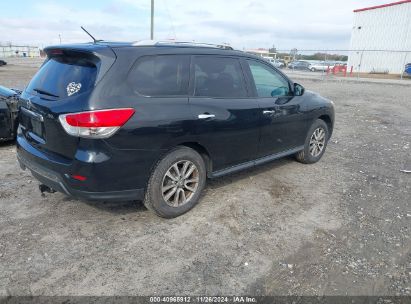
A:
[[33, 88, 59, 98]]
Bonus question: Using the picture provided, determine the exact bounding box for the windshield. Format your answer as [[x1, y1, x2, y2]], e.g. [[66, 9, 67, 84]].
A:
[[26, 56, 97, 99]]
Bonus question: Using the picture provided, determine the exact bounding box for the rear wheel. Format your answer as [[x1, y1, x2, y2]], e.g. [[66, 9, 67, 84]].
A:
[[311, 67, 316, 72], [296, 119, 329, 164], [144, 147, 206, 218]]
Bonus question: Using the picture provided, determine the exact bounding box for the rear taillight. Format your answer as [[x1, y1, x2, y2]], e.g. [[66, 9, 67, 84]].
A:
[[59, 108, 135, 138]]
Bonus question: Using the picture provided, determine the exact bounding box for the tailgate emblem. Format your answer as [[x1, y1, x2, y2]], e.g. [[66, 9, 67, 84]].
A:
[[66, 82, 82, 96]]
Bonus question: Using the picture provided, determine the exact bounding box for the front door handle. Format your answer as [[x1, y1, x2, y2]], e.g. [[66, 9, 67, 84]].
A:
[[198, 114, 216, 119], [263, 110, 276, 115]]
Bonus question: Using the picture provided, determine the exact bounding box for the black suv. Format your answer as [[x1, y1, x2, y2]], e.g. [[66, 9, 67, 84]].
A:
[[17, 41, 334, 218]]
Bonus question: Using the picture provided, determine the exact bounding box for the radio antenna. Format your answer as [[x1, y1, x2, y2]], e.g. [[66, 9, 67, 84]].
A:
[[81, 26, 102, 43]]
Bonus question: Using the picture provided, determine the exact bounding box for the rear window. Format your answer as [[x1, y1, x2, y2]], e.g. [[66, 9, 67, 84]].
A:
[[127, 55, 189, 97], [26, 55, 98, 99]]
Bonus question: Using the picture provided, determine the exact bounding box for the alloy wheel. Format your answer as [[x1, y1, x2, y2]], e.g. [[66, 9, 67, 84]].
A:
[[161, 160, 200, 207], [309, 127, 326, 157]]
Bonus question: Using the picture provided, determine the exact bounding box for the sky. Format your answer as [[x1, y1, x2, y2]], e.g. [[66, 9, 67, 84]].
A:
[[0, 0, 392, 50]]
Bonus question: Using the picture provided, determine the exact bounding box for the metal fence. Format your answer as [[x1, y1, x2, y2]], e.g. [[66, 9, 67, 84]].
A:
[[267, 49, 411, 80]]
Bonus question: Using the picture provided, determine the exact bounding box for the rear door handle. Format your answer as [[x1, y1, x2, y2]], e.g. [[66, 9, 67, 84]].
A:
[[198, 114, 216, 119], [263, 110, 275, 115]]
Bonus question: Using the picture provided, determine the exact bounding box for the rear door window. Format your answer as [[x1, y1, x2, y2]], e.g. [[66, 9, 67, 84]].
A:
[[193, 56, 247, 98], [127, 55, 189, 97], [26, 56, 97, 99]]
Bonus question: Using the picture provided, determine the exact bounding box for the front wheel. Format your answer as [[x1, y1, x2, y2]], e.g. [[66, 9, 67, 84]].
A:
[[144, 147, 206, 218], [311, 68, 316, 72], [296, 119, 329, 164]]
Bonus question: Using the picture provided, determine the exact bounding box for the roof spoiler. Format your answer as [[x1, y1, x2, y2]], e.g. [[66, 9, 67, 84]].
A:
[[43, 46, 117, 85]]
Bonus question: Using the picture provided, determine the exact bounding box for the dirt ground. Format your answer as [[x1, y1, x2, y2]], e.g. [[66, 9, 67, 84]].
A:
[[0, 61, 410, 296]]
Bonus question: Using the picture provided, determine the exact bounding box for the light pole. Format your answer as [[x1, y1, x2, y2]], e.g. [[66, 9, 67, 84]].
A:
[[150, 0, 154, 40]]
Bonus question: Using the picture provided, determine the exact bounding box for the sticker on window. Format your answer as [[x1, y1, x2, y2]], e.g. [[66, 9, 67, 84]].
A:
[[66, 82, 82, 96]]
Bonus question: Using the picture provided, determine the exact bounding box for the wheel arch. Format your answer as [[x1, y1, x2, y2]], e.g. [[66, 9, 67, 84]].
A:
[[177, 142, 213, 177], [318, 114, 333, 138]]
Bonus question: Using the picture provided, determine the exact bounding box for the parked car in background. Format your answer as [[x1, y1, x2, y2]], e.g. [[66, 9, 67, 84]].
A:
[[263, 57, 284, 68], [16, 41, 334, 218], [0, 85, 20, 141], [309, 61, 335, 72], [288, 61, 310, 70], [264, 57, 285, 69], [273, 59, 285, 68], [0, 60, 7, 66], [405, 63, 411, 75], [263, 57, 286, 69], [263, 56, 276, 65], [276, 59, 286, 68]]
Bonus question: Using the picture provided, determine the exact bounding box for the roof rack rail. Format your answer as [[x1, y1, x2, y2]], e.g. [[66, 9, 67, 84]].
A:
[[132, 40, 233, 50]]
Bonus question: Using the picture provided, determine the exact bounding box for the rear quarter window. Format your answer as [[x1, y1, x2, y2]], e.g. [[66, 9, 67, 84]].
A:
[[127, 55, 190, 97]]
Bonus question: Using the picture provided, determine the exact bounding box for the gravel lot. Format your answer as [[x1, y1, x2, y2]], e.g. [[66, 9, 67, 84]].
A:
[[0, 61, 410, 296]]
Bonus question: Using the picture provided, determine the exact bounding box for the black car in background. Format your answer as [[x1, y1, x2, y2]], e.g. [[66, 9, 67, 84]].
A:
[[0, 85, 20, 141], [0, 60, 7, 66], [288, 61, 310, 70], [16, 41, 334, 218]]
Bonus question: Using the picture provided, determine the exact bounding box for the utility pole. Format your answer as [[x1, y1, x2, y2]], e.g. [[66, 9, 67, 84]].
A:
[[150, 0, 154, 40], [59, 34, 62, 44]]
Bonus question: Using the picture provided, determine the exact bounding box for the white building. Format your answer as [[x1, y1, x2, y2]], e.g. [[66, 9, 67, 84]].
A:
[[348, 0, 411, 74], [0, 45, 41, 58]]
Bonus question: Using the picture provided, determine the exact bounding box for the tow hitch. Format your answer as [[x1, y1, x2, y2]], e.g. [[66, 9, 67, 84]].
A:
[[39, 184, 56, 196]]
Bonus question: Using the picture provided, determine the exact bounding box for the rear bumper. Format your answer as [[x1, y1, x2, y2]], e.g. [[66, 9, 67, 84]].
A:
[[16, 129, 156, 202], [17, 151, 145, 201]]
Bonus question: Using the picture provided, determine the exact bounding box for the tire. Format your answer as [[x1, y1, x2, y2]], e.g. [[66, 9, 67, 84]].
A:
[[296, 119, 329, 164], [311, 68, 316, 72], [144, 147, 206, 218]]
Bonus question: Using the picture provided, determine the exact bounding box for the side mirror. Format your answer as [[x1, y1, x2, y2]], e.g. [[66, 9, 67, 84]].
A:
[[294, 83, 305, 96]]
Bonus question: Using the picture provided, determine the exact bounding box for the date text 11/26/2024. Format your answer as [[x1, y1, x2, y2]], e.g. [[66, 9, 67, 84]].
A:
[[149, 296, 257, 303]]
